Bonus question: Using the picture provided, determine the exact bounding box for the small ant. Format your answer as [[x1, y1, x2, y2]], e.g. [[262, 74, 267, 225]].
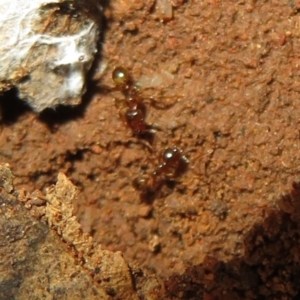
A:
[[112, 66, 173, 142], [133, 146, 189, 202]]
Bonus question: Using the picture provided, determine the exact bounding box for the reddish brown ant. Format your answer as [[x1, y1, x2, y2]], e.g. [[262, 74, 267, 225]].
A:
[[112, 66, 174, 143], [112, 66, 151, 136], [107, 67, 188, 201], [133, 146, 189, 202]]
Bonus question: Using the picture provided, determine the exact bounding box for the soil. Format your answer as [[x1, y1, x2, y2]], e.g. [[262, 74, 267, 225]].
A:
[[1, 0, 300, 296]]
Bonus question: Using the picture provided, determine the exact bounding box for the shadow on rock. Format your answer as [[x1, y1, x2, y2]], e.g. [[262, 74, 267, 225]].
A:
[[163, 182, 300, 300], [0, 88, 31, 124]]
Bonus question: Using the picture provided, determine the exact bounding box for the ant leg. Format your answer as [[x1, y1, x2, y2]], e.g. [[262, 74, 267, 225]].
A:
[[127, 138, 153, 153], [144, 96, 176, 110], [147, 122, 162, 132], [114, 97, 126, 110], [141, 87, 181, 109]]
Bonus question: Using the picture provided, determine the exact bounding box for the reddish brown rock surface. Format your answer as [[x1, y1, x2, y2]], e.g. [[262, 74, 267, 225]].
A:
[[2, 1, 300, 299]]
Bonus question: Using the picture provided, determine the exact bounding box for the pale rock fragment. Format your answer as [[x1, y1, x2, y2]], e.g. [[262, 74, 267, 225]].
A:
[[45, 173, 140, 299], [0, 163, 14, 193], [0, 164, 164, 299], [0, 0, 102, 111]]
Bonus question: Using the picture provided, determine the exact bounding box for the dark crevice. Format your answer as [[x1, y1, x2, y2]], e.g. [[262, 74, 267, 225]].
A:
[[0, 88, 31, 125]]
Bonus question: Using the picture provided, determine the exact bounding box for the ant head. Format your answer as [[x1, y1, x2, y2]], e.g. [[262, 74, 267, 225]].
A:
[[161, 147, 189, 177], [162, 147, 182, 166], [112, 66, 131, 88]]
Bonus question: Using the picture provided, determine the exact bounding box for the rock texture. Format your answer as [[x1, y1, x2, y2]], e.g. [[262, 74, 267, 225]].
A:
[[3, 163, 300, 299], [164, 183, 300, 299], [0, 164, 162, 299]]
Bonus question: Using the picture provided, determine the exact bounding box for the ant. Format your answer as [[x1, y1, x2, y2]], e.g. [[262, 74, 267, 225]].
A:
[[133, 146, 189, 202], [112, 66, 174, 143], [108, 67, 188, 201]]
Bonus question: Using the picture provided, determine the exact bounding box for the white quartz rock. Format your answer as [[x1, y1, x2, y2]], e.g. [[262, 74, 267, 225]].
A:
[[0, 0, 101, 112]]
